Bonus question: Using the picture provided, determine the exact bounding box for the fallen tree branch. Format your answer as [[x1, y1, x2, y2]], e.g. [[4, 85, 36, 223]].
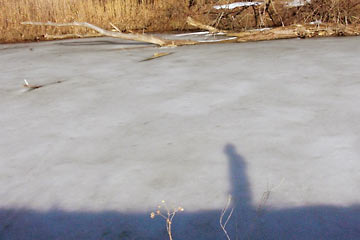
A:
[[21, 20, 360, 48], [186, 17, 360, 42], [44, 33, 103, 39], [228, 24, 360, 42], [186, 17, 227, 34], [21, 21, 198, 47]]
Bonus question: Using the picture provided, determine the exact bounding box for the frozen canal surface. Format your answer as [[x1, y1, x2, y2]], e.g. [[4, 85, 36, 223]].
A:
[[0, 36, 360, 239]]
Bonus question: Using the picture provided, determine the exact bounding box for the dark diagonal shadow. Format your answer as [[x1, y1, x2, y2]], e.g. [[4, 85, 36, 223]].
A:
[[56, 40, 149, 46], [0, 143, 360, 240]]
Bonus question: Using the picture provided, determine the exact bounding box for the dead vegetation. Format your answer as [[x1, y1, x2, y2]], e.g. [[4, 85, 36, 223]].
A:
[[1, 0, 204, 43], [188, 17, 360, 43], [1, 0, 360, 43], [197, 0, 360, 31], [150, 200, 184, 240]]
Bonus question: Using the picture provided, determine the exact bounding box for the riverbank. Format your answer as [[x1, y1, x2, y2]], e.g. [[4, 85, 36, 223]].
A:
[[1, 0, 360, 43]]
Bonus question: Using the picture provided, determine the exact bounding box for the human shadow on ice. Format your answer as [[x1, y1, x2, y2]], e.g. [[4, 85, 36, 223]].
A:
[[0, 144, 359, 240]]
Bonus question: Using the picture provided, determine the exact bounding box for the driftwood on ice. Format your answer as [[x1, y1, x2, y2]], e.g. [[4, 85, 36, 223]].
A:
[[185, 17, 360, 42], [21, 20, 360, 47], [21, 21, 199, 47]]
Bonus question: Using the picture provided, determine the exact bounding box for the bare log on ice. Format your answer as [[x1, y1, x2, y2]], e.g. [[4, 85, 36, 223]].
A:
[[21, 21, 198, 47]]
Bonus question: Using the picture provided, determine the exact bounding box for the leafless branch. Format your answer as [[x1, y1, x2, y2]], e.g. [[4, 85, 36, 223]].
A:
[[109, 22, 121, 32], [21, 21, 198, 47], [187, 17, 226, 34]]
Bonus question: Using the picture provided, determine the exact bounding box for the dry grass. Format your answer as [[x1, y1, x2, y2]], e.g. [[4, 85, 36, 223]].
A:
[[0, 0, 212, 43], [1, 0, 360, 43], [279, 0, 360, 26]]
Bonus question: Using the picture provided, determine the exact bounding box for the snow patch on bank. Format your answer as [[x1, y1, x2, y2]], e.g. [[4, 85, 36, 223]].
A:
[[213, 0, 312, 10], [287, 0, 311, 7], [175, 31, 210, 37], [213, 2, 262, 10]]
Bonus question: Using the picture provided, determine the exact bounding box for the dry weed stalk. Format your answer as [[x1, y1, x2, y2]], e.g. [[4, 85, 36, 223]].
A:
[[220, 195, 234, 240], [150, 200, 184, 240], [258, 179, 285, 217], [247, 178, 285, 239]]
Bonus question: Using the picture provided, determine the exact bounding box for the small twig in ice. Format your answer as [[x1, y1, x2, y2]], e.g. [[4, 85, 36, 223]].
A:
[[23, 79, 63, 91], [23, 79, 42, 90], [140, 52, 174, 62]]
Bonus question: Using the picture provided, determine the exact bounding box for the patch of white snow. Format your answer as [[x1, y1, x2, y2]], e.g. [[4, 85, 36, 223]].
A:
[[175, 31, 210, 37], [310, 20, 322, 25], [213, 2, 262, 10], [286, 0, 311, 7]]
